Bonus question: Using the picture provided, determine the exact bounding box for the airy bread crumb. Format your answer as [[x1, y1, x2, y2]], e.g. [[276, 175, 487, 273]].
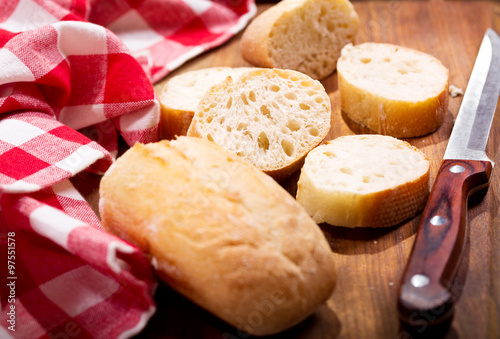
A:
[[187, 68, 332, 180], [159, 67, 258, 139], [449, 84, 464, 97]]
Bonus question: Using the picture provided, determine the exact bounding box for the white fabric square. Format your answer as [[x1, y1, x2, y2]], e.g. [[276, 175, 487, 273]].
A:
[[0, 49, 36, 85], [58, 104, 106, 130], [118, 103, 160, 132], [29, 205, 87, 248], [39, 266, 119, 317], [0, 119, 45, 146], [108, 10, 164, 52], [55, 22, 108, 57], [0, 0, 58, 32], [52, 179, 86, 202], [183, 0, 212, 15], [0, 325, 13, 339], [54, 145, 105, 175], [2, 180, 41, 194]]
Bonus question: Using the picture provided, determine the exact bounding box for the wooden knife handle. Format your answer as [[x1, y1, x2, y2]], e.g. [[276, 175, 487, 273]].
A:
[[398, 159, 493, 325]]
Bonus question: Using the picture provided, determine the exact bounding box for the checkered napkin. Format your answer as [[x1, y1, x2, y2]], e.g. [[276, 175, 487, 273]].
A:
[[0, 0, 256, 338]]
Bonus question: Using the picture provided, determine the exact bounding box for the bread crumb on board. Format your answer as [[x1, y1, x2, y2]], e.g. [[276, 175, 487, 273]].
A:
[[449, 84, 464, 97]]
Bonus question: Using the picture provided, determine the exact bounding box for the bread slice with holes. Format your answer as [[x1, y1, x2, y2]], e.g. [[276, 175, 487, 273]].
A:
[[296, 135, 430, 227], [186, 68, 332, 181], [99, 136, 336, 336], [240, 0, 359, 80], [158, 67, 258, 139], [337, 43, 449, 138]]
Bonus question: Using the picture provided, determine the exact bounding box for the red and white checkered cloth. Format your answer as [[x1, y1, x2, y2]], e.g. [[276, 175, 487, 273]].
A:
[[0, 0, 256, 338]]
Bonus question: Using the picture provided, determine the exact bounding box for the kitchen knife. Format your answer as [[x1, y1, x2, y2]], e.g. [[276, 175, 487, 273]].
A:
[[398, 29, 500, 325]]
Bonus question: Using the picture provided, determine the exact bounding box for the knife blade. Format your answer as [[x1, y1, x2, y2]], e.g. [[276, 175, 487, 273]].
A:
[[397, 28, 500, 325]]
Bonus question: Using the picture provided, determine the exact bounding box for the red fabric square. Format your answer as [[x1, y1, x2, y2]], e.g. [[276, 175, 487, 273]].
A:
[[65, 54, 108, 106], [134, 0, 194, 37], [0, 95, 22, 113], [0, 147, 50, 180], [125, 0, 144, 8], [48, 125, 91, 146], [87, 0, 132, 28], [104, 53, 153, 104], [60, 0, 87, 21], [214, 0, 252, 15], [30, 189, 64, 211], [169, 16, 221, 45], [37, 60, 71, 112], [0, 29, 17, 48]]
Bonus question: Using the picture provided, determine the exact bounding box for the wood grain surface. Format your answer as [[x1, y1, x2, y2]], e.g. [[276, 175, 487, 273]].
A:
[[136, 1, 500, 338]]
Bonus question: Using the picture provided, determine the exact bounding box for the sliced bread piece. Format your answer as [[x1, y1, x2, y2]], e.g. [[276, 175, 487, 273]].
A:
[[99, 136, 336, 336], [337, 43, 449, 138], [296, 135, 430, 228], [240, 0, 359, 80], [158, 67, 258, 139], [187, 68, 332, 180]]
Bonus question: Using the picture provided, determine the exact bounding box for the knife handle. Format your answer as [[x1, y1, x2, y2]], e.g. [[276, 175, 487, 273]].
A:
[[398, 159, 492, 325]]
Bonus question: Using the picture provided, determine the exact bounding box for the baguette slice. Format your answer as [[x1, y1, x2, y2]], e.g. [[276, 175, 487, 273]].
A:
[[240, 0, 359, 80], [159, 67, 258, 139], [296, 135, 430, 228], [337, 43, 449, 138], [99, 136, 336, 336], [187, 68, 332, 180]]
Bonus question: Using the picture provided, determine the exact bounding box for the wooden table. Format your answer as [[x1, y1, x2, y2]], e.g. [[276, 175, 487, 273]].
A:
[[139, 1, 500, 337]]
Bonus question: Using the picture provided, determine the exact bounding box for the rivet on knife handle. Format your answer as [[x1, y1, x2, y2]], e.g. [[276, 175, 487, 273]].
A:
[[398, 159, 492, 324]]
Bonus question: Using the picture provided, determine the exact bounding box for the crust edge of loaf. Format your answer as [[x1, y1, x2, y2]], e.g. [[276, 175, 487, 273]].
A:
[[338, 72, 449, 138]]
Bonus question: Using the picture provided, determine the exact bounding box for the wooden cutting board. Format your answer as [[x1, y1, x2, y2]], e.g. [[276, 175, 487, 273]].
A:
[[139, 1, 500, 338]]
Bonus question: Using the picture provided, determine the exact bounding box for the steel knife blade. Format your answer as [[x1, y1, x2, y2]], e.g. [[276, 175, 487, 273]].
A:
[[397, 29, 500, 325]]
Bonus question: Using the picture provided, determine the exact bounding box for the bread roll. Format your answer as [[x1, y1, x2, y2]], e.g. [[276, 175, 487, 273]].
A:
[[337, 43, 449, 138], [296, 135, 430, 228], [240, 0, 359, 80], [99, 136, 336, 336], [187, 68, 331, 181], [158, 67, 258, 139]]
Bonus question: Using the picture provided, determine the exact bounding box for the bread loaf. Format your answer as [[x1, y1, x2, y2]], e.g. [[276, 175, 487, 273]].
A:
[[99, 136, 336, 336], [158, 67, 258, 139], [337, 43, 449, 138], [187, 68, 332, 181], [296, 135, 430, 228], [240, 0, 359, 80]]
